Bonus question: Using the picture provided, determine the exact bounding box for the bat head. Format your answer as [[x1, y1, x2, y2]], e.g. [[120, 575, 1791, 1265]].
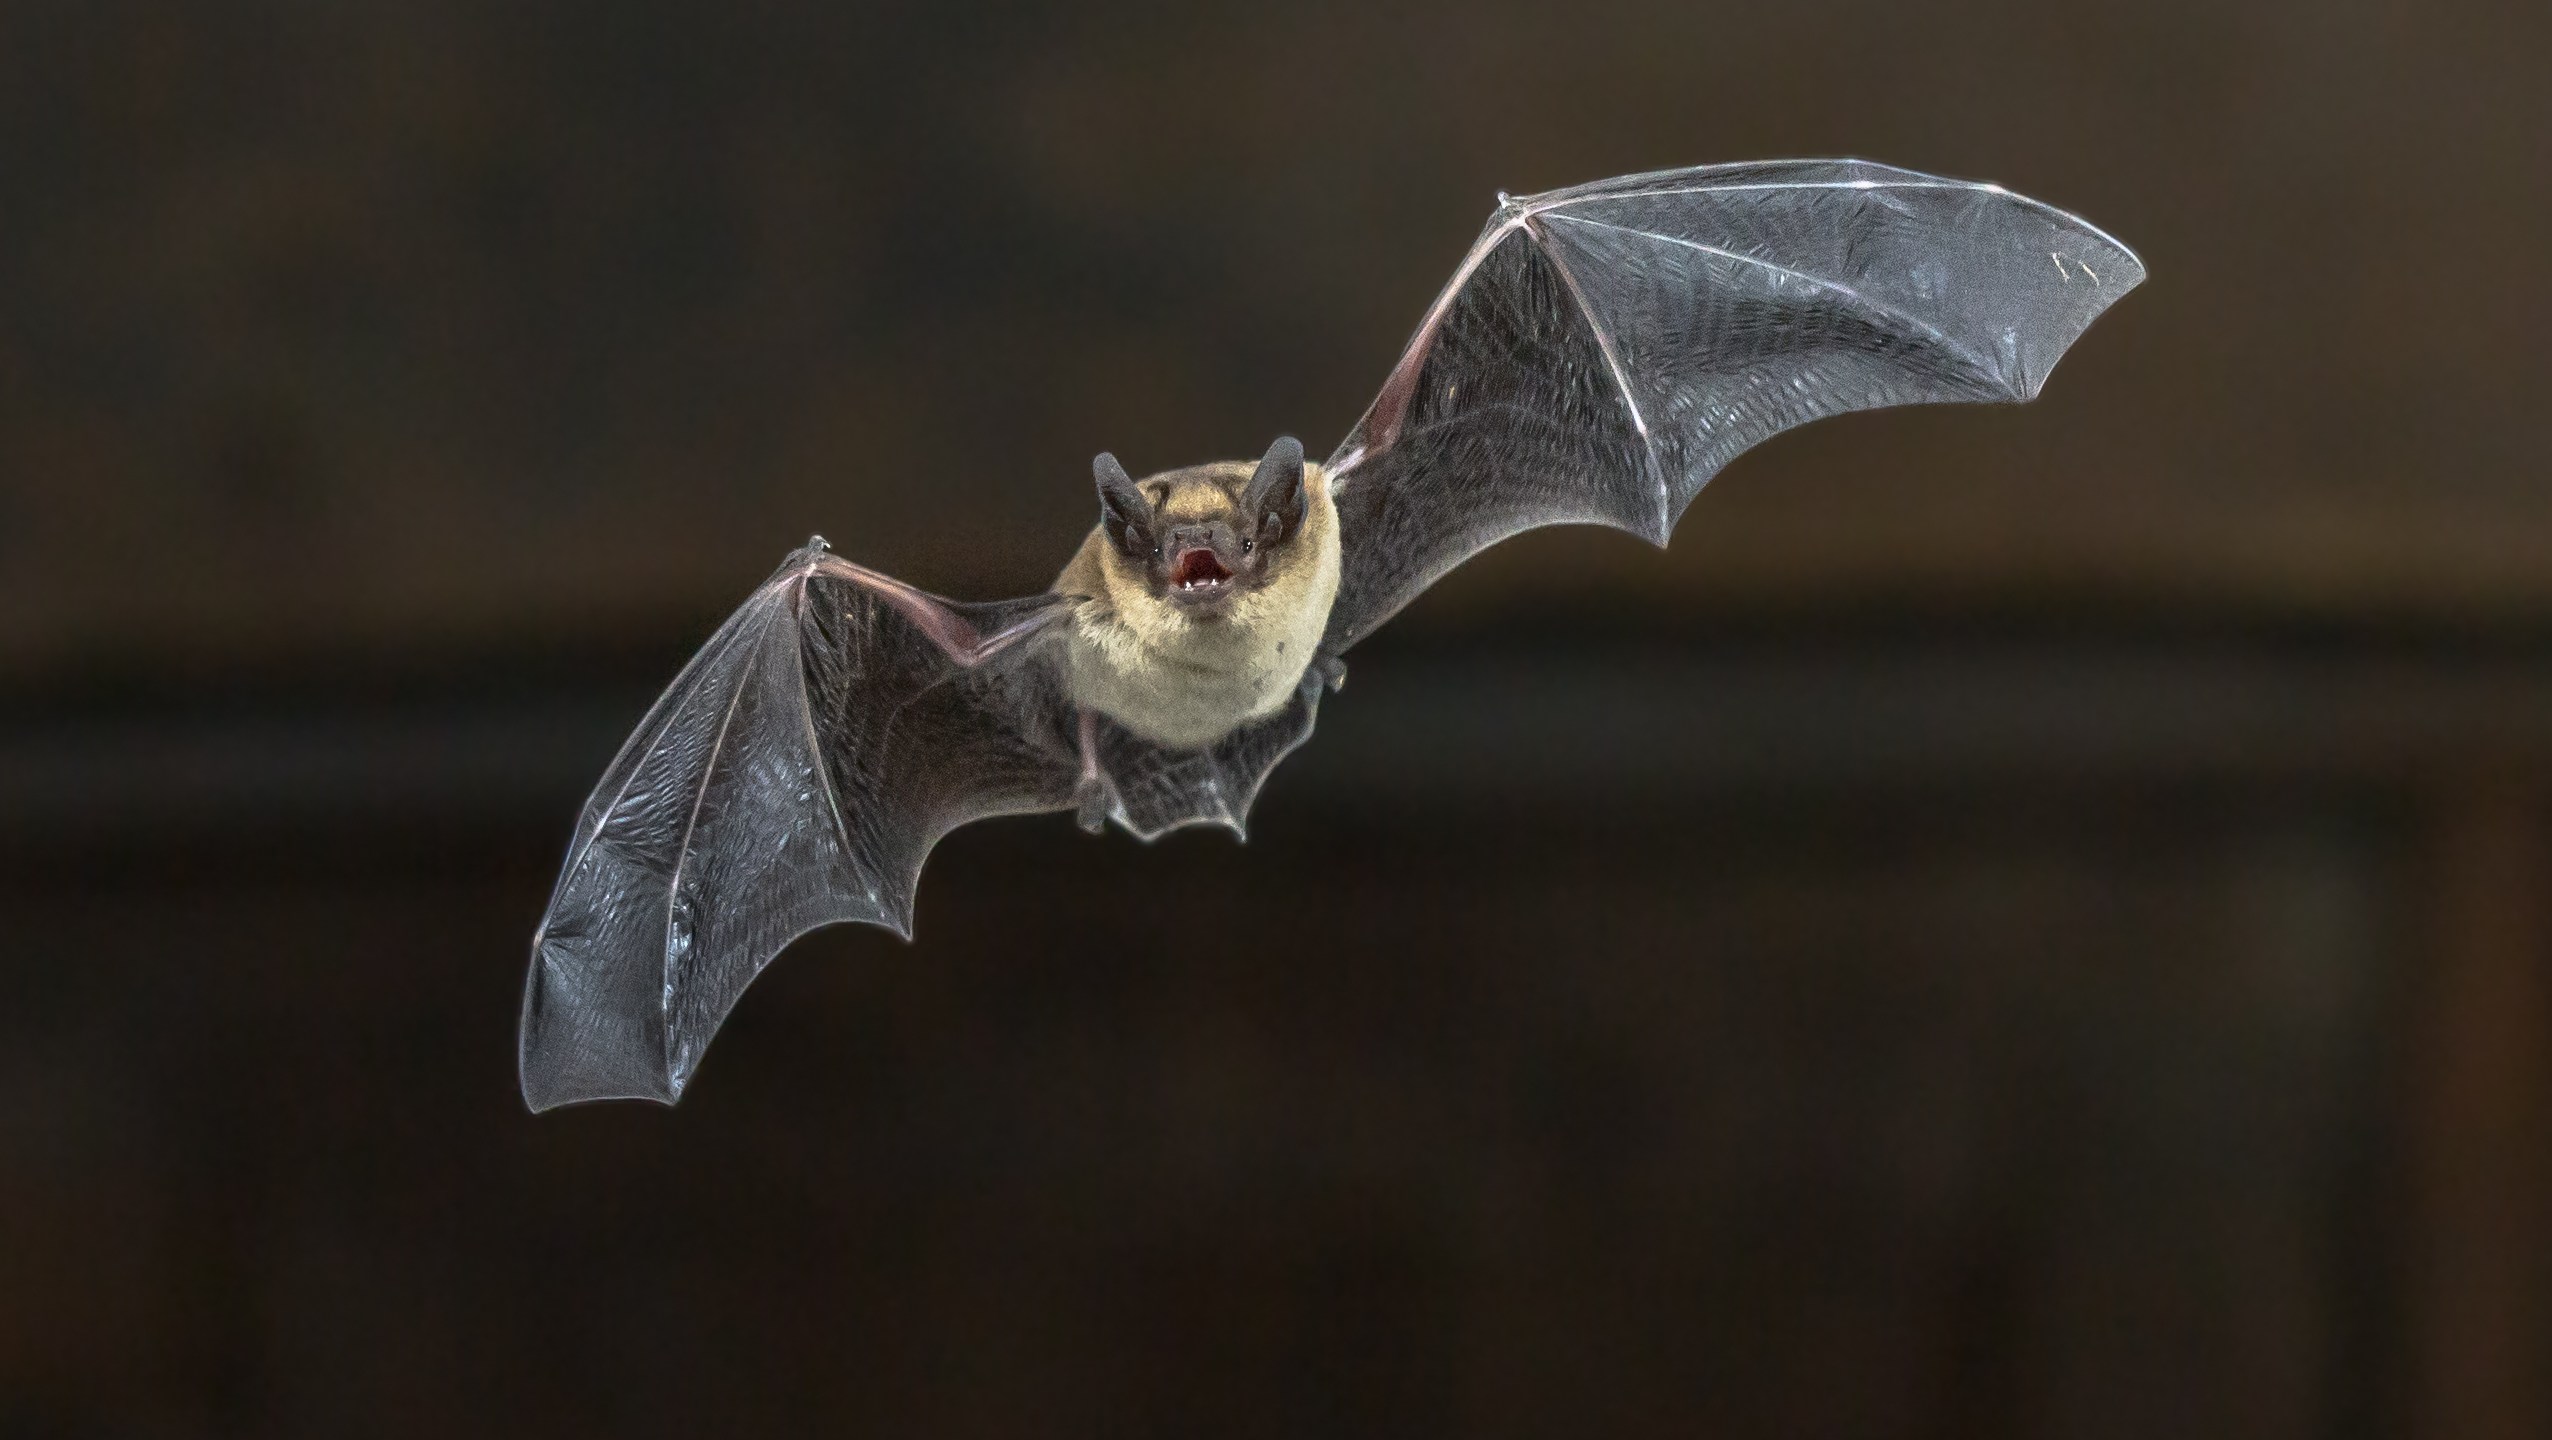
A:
[[1091, 437, 1309, 617]]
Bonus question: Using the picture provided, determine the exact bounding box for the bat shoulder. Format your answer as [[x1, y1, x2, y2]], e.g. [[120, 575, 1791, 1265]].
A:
[[1053, 525, 1113, 608]]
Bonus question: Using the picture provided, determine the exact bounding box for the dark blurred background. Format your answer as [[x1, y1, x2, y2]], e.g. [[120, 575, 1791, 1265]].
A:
[[3, 1, 2546, 1435]]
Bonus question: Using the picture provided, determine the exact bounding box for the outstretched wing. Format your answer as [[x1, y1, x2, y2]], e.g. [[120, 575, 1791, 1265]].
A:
[[520, 544, 1077, 1110], [1321, 159, 2144, 651]]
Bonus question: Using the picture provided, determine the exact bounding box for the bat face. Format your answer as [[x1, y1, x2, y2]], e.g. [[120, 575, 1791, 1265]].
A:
[[1093, 439, 1309, 622]]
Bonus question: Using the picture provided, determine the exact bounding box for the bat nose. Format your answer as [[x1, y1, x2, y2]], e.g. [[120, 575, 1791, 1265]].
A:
[[1167, 524, 1224, 554]]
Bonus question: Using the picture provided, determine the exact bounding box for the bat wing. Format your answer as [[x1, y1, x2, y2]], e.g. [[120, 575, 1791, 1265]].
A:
[[522, 543, 1330, 1109], [1095, 673, 1327, 840], [520, 543, 1081, 1110], [1320, 159, 2144, 651]]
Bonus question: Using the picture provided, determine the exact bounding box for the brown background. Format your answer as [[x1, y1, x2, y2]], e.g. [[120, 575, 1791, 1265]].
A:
[[2, 1, 2546, 1435]]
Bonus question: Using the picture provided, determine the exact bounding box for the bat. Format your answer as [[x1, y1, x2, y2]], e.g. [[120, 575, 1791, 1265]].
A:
[[519, 158, 2144, 1110]]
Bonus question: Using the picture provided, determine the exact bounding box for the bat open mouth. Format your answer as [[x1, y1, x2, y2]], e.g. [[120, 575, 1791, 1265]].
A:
[[1170, 547, 1233, 595]]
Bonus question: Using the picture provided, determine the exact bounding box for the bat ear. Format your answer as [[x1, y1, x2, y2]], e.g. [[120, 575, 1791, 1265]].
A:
[[1243, 435, 1306, 543], [1093, 451, 1153, 556]]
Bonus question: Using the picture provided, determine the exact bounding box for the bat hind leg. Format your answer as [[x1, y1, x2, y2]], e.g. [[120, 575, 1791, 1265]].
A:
[[1073, 708, 1113, 835]]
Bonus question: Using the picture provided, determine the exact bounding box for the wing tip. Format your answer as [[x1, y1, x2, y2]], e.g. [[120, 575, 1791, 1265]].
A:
[[2111, 245, 2151, 295], [519, 937, 687, 1114], [2016, 243, 2148, 402], [519, 1080, 683, 1115], [518, 1043, 684, 1114]]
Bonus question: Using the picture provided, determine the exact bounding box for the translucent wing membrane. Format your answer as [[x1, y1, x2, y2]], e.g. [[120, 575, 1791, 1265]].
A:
[[1322, 159, 2144, 650], [520, 550, 1080, 1109], [521, 548, 1326, 1109], [1098, 675, 1326, 839]]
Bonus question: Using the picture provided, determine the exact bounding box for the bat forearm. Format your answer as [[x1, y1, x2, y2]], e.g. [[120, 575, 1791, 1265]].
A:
[[800, 541, 1066, 666]]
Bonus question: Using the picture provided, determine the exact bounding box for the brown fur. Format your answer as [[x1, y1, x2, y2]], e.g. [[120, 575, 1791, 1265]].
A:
[[1054, 461, 1341, 749]]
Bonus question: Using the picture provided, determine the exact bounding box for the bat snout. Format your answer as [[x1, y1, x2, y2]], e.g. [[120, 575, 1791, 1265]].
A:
[[1161, 523, 1243, 605]]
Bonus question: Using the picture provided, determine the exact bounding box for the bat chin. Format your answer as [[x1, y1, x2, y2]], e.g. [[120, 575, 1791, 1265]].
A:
[[1164, 581, 1237, 615]]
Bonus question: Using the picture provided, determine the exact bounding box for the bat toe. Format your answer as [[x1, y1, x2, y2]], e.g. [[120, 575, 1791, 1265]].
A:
[[1074, 777, 1111, 835]]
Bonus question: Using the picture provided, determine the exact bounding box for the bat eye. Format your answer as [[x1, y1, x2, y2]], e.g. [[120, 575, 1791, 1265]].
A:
[[1240, 538, 1254, 555]]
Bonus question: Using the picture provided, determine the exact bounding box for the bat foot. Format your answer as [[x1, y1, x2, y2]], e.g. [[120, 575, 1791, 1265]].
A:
[[1073, 777, 1111, 835]]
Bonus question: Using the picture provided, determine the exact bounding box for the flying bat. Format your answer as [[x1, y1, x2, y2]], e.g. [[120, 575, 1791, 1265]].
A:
[[520, 158, 2144, 1111]]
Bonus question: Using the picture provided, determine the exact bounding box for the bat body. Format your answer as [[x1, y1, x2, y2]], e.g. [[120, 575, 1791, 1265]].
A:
[[1055, 449, 1343, 757], [521, 159, 2144, 1111]]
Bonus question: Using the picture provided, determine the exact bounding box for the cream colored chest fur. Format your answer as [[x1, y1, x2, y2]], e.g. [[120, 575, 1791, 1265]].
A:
[[1055, 471, 1341, 750]]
